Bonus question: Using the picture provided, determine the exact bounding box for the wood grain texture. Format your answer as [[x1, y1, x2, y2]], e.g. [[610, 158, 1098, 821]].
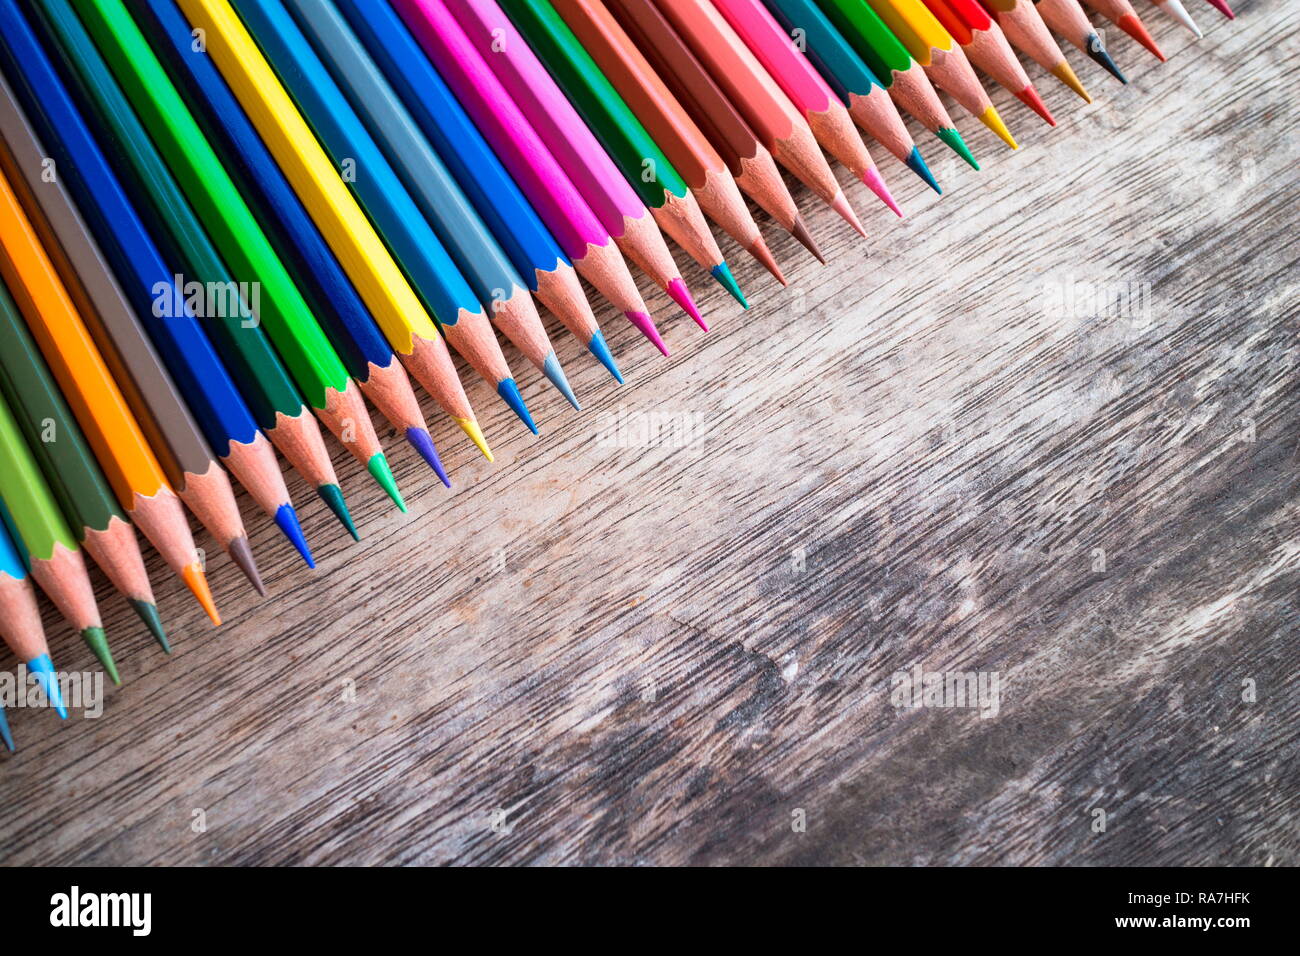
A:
[[0, 0, 1295, 866]]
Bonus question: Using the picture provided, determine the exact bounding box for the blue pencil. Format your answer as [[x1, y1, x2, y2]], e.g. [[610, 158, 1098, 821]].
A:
[[289, 0, 579, 410], [336, 0, 621, 384], [0, 505, 67, 721], [133, 0, 448, 485], [232, 0, 537, 432], [0, 0, 315, 561]]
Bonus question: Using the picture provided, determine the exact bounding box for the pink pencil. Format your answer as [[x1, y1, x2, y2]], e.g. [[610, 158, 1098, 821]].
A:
[[711, 0, 900, 216], [446, 0, 704, 329], [391, 0, 668, 354]]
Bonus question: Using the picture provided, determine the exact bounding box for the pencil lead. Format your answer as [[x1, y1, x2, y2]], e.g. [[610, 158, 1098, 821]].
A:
[[497, 378, 538, 434], [830, 191, 868, 239], [1085, 40, 1128, 83], [747, 235, 787, 285], [1205, 0, 1234, 19], [405, 427, 449, 487], [273, 503, 315, 568], [456, 416, 494, 462], [789, 215, 825, 263], [1016, 86, 1057, 126], [667, 277, 711, 327], [0, 705, 12, 751], [1117, 13, 1166, 61], [79, 629, 119, 688], [28, 653, 68, 718], [542, 352, 581, 411], [708, 265, 747, 312], [367, 453, 407, 513], [129, 599, 170, 653], [586, 329, 624, 384], [625, 310, 670, 356], [1161, 0, 1203, 37], [227, 535, 266, 596], [182, 563, 221, 627], [977, 106, 1018, 149], [936, 127, 979, 169], [1050, 62, 1092, 102], [905, 146, 941, 194], [862, 166, 904, 217], [316, 483, 358, 540]]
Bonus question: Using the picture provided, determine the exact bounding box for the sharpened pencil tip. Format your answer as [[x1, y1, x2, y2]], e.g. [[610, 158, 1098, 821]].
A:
[[1162, 0, 1202, 37], [1050, 61, 1092, 102], [625, 310, 669, 356], [708, 265, 746, 312], [1015, 85, 1056, 126], [0, 705, 12, 751], [406, 427, 449, 487], [667, 277, 711, 327], [905, 146, 941, 194], [28, 653, 68, 717], [1085, 37, 1128, 83], [367, 454, 406, 513], [746, 235, 787, 285], [586, 329, 624, 384], [541, 352, 581, 410], [129, 599, 169, 653], [497, 378, 538, 433], [79, 630, 118, 688], [1205, 0, 1233, 19], [980, 106, 1018, 149], [1117, 13, 1165, 61], [274, 503, 315, 568], [456, 416, 493, 462], [936, 127, 979, 169], [862, 167, 903, 217], [789, 216, 825, 263], [316, 483, 358, 540], [227, 535, 266, 596], [182, 564, 221, 626], [830, 191, 868, 239]]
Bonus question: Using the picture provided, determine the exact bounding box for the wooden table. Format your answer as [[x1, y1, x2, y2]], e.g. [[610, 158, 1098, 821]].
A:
[[1, 1, 1294, 866]]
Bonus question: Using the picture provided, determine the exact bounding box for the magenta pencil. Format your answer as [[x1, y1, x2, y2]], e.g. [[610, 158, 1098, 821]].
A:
[[391, 0, 668, 353], [446, 0, 704, 329], [711, 0, 900, 216]]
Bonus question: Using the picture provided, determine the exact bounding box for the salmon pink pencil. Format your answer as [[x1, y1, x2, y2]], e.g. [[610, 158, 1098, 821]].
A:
[[711, 0, 902, 216], [392, 0, 668, 354], [1078, 0, 1166, 61], [1028, 0, 1127, 84], [978, 0, 1093, 100]]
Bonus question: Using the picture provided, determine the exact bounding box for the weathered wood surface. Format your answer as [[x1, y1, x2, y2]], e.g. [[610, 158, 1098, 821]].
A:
[[0, 2, 1295, 866]]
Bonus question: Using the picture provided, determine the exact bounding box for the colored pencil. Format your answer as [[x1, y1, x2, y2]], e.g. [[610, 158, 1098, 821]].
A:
[[1078, 0, 1166, 61], [479, 0, 738, 314], [171, 0, 489, 460], [1202, 0, 1233, 20], [554, 0, 787, 282], [0, 72, 265, 595], [29, 0, 327, 557], [0, 161, 219, 626], [391, 0, 670, 355], [281, 0, 578, 412], [819, 0, 979, 167], [605, 0, 823, 260], [334, 0, 623, 385], [1148, 0, 1202, 37], [760, 0, 941, 192], [976, 0, 1092, 99], [865, 0, 1018, 148], [924, 0, 1063, 119], [711, 0, 903, 215], [0, 388, 116, 681], [0, 505, 68, 718], [0, 270, 168, 650], [232, 0, 539, 431], [1029, 0, 1127, 83], [75, 0, 404, 510], [654, 0, 868, 235], [0, 703, 12, 749]]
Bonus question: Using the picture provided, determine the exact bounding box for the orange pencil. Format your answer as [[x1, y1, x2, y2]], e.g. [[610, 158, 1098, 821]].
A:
[[552, 0, 785, 284], [1078, 0, 1166, 61], [979, 0, 1093, 100], [0, 165, 218, 625], [655, 0, 867, 237], [924, 0, 1060, 123]]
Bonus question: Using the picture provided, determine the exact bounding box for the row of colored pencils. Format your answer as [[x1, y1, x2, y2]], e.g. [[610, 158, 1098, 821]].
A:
[[0, 0, 1234, 748]]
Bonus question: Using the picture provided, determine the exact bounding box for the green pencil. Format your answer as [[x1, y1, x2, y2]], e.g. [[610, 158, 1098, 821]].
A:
[[0, 385, 117, 682], [0, 278, 165, 651], [490, 0, 746, 308], [75, 0, 402, 509]]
